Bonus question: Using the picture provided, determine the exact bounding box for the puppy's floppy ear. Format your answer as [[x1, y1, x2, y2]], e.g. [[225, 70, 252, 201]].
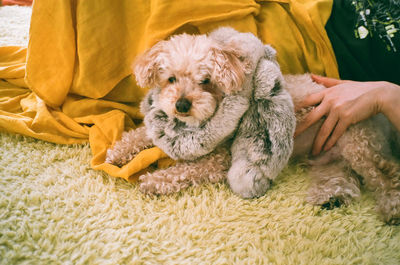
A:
[[133, 41, 166, 88], [211, 45, 247, 94]]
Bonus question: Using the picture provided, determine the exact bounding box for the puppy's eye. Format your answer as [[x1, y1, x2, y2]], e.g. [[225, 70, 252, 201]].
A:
[[200, 78, 210, 85], [168, 76, 176, 83]]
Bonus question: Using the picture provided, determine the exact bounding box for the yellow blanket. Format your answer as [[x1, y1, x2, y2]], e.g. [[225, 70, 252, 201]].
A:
[[0, 0, 338, 181]]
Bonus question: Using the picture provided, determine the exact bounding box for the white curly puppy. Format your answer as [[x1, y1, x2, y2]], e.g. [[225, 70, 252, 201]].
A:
[[106, 27, 400, 224], [106, 27, 295, 198]]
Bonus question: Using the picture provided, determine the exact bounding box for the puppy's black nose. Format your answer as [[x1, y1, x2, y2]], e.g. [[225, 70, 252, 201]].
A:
[[175, 97, 192, 113]]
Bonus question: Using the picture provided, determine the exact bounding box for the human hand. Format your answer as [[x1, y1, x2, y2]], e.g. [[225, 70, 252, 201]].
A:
[[294, 74, 386, 156]]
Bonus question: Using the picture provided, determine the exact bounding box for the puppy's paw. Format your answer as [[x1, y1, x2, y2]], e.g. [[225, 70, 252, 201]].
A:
[[105, 148, 119, 165], [306, 192, 353, 210], [105, 127, 154, 167], [227, 159, 272, 198], [321, 197, 345, 210], [139, 174, 181, 195], [376, 189, 400, 225], [306, 169, 360, 210], [105, 146, 128, 167]]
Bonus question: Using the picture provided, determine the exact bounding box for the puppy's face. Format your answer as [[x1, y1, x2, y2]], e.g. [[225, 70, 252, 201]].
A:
[[134, 34, 245, 127]]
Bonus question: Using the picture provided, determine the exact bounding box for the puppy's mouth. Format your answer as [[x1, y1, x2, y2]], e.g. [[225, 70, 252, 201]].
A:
[[174, 111, 191, 118]]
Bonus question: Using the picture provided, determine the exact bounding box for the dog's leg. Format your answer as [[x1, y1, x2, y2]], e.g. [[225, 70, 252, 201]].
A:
[[139, 147, 230, 195], [306, 158, 361, 209], [344, 155, 400, 224], [105, 126, 154, 167], [339, 120, 400, 224], [376, 188, 400, 225], [369, 157, 400, 224]]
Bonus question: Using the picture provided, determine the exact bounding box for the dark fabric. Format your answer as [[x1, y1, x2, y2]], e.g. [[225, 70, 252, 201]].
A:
[[325, 0, 400, 84]]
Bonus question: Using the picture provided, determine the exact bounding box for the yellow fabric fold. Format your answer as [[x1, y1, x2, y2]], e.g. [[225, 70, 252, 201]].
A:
[[0, 0, 338, 181], [256, 0, 338, 76], [0, 46, 26, 79]]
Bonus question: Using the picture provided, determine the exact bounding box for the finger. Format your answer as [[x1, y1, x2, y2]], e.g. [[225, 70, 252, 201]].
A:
[[312, 112, 339, 156], [311, 74, 347, 88], [295, 91, 324, 111], [294, 103, 329, 137], [323, 119, 350, 152]]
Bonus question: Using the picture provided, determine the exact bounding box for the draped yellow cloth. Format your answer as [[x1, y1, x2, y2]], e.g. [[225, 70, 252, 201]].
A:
[[0, 0, 338, 182]]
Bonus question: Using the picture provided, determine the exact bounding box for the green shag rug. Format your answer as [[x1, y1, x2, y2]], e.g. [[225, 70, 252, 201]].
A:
[[1, 5, 400, 265]]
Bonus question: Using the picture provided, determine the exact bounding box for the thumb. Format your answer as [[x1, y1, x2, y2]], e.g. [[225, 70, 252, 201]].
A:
[[311, 74, 347, 88]]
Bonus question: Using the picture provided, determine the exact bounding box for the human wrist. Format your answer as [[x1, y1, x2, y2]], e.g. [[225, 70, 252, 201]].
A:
[[380, 81, 400, 131], [380, 82, 399, 114]]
